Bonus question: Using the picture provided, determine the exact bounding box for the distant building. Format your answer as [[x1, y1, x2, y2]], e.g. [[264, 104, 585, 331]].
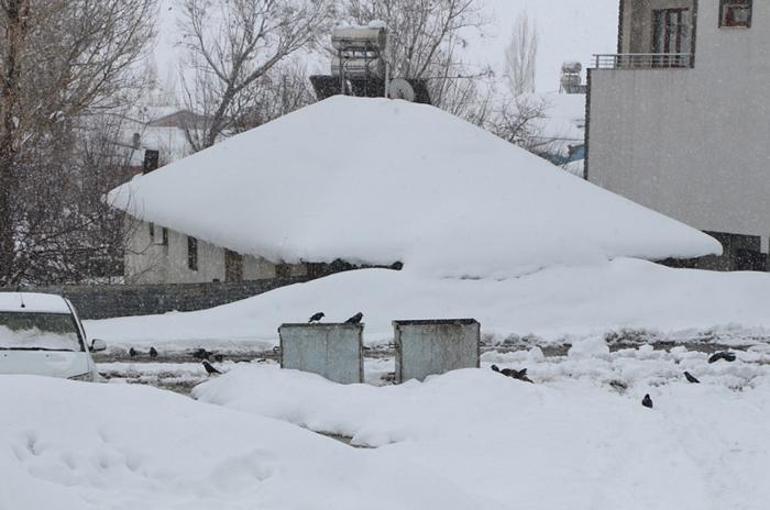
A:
[[587, 0, 767, 271]]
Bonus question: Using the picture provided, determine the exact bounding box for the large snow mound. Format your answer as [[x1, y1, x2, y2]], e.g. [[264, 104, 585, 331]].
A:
[[1, 376, 495, 510], [86, 259, 770, 350], [109, 96, 719, 278], [195, 366, 770, 509]]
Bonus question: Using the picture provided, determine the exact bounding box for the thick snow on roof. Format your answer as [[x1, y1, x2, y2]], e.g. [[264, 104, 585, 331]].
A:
[[109, 96, 720, 278], [0, 293, 71, 314]]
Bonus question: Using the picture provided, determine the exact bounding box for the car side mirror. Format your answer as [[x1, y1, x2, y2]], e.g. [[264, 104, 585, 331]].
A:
[[90, 339, 107, 353]]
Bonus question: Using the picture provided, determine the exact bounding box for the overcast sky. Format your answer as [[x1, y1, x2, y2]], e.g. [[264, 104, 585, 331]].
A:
[[151, 0, 619, 96]]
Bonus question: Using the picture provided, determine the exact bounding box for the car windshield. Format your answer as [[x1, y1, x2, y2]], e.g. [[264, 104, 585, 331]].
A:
[[0, 312, 83, 352]]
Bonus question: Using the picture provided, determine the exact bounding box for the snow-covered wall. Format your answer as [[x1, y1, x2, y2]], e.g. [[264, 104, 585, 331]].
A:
[[589, 0, 770, 252], [125, 220, 305, 284]]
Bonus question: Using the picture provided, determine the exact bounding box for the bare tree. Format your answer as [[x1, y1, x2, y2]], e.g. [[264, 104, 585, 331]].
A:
[[343, 0, 490, 119], [504, 10, 538, 96], [0, 0, 157, 286], [487, 95, 548, 151], [179, 0, 335, 151], [230, 59, 316, 133]]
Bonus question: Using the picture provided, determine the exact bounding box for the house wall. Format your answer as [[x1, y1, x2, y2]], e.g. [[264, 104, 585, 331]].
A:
[[589, 0, 770, 253], [125, 219, 305, 284]]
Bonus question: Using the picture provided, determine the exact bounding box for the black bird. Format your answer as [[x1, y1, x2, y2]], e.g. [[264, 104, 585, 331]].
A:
[[192, 348, 211, 360], [213, 354, 224, 363], [642, 394, 653, 409], [345, 312, 364, 324], [708, 351, 737, 364], [491, 365, 533, 383], [684, 371, 700, 384], [149, 347, 158, 358], [202, 360, 222, 376], [308, 312, 325, 323], [129, 347, 137, 357]]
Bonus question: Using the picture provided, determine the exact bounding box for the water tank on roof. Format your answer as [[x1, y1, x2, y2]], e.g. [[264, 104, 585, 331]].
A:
[[331, 26, 387, 51]]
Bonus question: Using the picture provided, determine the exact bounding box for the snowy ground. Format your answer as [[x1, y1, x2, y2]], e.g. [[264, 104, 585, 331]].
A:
[[86, 259, 770, 352], [8, 339, 770, 508], [189, 345, 770, 510]]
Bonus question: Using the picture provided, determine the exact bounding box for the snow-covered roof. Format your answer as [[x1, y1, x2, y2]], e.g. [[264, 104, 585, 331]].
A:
[[108, 96, 721, 279], [0, 293, 72, 314]]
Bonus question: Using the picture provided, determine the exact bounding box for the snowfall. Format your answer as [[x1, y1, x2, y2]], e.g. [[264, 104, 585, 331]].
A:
[[11, 91, 770, 508], [5, 343, 770, 510]]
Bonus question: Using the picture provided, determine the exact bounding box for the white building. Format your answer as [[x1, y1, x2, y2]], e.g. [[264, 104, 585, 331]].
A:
[[587, 0, 767, 270]]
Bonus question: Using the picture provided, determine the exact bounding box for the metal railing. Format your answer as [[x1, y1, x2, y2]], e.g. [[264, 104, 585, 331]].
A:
[[593, 53, 693, 70]]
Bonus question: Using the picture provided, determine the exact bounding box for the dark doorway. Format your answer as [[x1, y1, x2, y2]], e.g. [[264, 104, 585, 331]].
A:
[[225, 250, 243, 282]]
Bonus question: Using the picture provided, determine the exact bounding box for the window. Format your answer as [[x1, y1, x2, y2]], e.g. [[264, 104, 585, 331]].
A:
[[187, 236, 198, 271], [652, 8, 692, 67], [720, 0, 752, 27], [148, 222, 155, 240], [161, 227, 168, 247]]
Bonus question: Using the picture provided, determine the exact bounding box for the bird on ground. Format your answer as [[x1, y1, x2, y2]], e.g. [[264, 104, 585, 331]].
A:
[[642, 394, 653, 409], [192, 348, 212, 360], [491, 365, 533, 383], [308, 312, 325, 323], [149, 347, 158, 358], [345, 312, 364, 324], [129, 347, 137, 357], [708, 351, 737, 364], [202, 360, 222, 376], [684, 371, 700, 384]]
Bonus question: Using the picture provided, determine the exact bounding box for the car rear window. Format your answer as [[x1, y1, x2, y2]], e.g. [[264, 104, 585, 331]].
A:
[[0, 312, 83, 352]]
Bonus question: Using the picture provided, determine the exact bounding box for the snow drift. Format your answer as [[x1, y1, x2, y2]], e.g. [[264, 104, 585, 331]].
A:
[[85, 259, 770, 349], [195, 365, 770, 509], [1, 376, 495, 510], [109, 96, 719, 278]]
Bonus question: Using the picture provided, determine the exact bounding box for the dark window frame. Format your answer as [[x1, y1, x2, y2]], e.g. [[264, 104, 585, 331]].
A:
[[719, 0, 752, 28], [161, 227, 169, 247], [187, 236, 198, 271]]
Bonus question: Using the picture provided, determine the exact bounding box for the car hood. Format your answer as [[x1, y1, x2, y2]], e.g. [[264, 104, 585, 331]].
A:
[[0, 350, 92, 378]]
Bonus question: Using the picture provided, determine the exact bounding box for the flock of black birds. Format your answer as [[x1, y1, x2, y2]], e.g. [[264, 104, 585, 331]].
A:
[[308, 311, 364, 324], [125, 314, 365, 379], [490, 350, 737, 410], [128, 346, 159, 358]]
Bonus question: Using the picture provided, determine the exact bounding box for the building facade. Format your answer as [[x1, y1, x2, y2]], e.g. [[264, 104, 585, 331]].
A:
[[124, 220, 310, 285], [587, 0, 768, 270]]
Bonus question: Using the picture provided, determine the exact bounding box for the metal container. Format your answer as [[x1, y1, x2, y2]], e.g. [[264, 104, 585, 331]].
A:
[[393, 319, 480, 383], [278, 323, 364, 384], [331, 26, 387, 51]]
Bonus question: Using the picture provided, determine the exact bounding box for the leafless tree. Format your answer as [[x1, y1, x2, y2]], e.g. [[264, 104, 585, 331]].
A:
[[504, 10, 538, 96], [179, 0, 336, 151], [487, 94, 548, 151], [343, 0, 490, 120], [0, 0, 156, 286], [230, 59, 316, 133]]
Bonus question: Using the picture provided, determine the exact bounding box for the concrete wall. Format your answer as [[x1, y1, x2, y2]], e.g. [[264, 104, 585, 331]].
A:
[[278, 324, 364, 384], [589, 0, 770, 252], [125, 219, 307, 284], [6, 278, 310, 320], [394, 319, 480, 383]]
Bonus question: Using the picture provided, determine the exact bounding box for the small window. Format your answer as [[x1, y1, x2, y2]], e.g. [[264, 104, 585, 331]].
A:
[[161, 227, 169, 246], [275, 263, 291, 278], [720, 0, 752, 27], [187, 236, 198, 271], [148, 222, 155, 240]]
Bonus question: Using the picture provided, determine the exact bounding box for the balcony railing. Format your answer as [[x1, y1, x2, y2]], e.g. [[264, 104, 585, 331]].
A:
[[593, 53, 693, 70]]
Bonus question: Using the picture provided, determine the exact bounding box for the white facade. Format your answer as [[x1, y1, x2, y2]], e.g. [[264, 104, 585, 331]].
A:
[[588, 0, 770, 258], [125, 219, 307, 285]]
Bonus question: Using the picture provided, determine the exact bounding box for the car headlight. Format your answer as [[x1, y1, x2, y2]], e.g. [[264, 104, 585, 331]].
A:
[[68, 373, 93, 382]]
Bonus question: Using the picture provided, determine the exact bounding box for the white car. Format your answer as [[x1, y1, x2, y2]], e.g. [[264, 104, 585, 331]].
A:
[[0, 292, 105, 381]]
